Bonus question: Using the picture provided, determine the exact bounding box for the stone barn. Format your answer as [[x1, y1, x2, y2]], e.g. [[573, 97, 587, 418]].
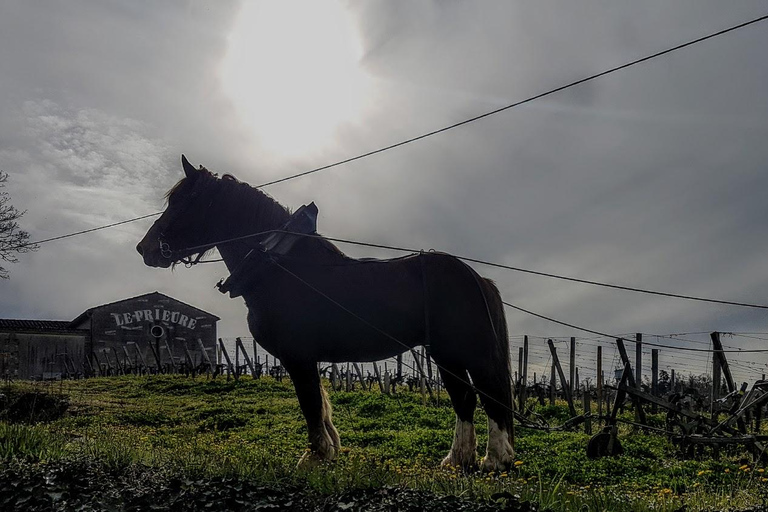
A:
[[0, 291, 219, 379]]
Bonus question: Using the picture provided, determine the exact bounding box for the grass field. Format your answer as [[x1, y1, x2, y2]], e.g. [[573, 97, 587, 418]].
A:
[[1, 374, 767, 511]]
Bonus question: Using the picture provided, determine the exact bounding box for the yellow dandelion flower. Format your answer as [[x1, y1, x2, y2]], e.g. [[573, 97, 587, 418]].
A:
[[761, 477, 768, 483], [745, 468, 752, 473], [725, 469, 730, 473], [740, 464, 750, 470], [514, 460, 524, 466], [499, 472, 508, 478], [693, 482, 700, 488], [759, 468, 765, 473]]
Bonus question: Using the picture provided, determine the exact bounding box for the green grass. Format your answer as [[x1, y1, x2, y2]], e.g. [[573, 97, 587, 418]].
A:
[[1, 375, 767, 511]]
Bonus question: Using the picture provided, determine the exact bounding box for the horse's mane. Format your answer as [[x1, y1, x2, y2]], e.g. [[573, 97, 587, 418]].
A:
[[165, 166, 345, 258]]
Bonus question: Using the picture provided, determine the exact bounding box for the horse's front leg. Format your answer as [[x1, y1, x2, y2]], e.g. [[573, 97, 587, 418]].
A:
[[285, 361, 340, 467]]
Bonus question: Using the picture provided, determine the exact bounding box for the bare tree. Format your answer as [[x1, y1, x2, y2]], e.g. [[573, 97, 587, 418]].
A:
[[0, 171, 38, 278]]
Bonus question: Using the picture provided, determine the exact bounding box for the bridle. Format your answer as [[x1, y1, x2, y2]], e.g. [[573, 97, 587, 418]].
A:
[[155, 176, 223, 267]]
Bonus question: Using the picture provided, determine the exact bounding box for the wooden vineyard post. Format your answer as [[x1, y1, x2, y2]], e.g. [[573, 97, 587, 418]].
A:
[[712, 346, 722, 420], [583, 386, 592, 434], [147, 342, 162, 374], [548, 339, 577, 417], [235, 338, 256, 378], [183, 345, 196, 376], [550, 361, 556, 405], [597, 346, 603, 429], [651, 349, 659, 413], [711, 332, 736, 393], [91, 351, 104, 376], [122, 346, 133, 375], [575, 367, 580, 400], [252, 339, 261, 378], [520, 335, 529, 411], [346, 363, 352, 391], [110, 348, 124, 375], [570, 337, 576, 398], [353, 363, 367, 391], [197, 338, 215, 376], [235, 341, 240, 378], [163, 339, 177, 373], [331, 363, 339, 390], [131, 342, 148, 374], [518, 346, 523, 405], [410, 348, 433, 396], [373, 362, 384, 393], [397, 353, 403, 381], [671, 369, 676, 393], [635, 333, 643, 392], [218, 338, 235, 381], [615, 338, 647, 425]]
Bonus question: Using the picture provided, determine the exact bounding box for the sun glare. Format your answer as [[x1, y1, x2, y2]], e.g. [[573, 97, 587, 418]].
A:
[[220, 1, 370, 158]]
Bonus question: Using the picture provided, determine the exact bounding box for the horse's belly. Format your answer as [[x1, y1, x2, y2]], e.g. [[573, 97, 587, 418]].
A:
[[254, 265, 424, 362]]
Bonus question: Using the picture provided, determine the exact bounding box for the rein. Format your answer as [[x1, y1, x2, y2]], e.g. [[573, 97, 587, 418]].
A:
[[158, 229, 282, 267]]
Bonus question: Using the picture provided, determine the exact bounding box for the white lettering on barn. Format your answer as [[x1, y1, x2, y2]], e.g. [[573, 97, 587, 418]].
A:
[[110, 310, 200, 330]]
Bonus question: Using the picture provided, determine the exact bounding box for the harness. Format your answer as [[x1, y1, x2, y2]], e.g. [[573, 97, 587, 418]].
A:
[[215, 202, 318, 298]]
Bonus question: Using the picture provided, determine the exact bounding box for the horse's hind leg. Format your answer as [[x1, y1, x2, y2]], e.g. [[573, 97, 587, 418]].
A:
[[468, 367, 515, 472], [285, 361, 340, 466], [438, 364, 478, 470]]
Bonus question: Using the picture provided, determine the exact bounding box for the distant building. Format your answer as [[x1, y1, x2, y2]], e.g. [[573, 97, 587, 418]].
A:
[[0, 291, 219, 379]]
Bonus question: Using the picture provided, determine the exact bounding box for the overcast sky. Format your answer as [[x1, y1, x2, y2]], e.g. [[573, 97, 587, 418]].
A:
[[1, 1, 767, 383]]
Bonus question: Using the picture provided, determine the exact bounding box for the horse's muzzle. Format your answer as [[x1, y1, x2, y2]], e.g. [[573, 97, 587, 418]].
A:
[[136, 240, 172, 268]]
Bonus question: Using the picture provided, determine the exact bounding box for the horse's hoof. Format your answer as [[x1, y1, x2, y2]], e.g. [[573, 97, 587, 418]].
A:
[[441, 453, 477, 472], [297, 448, 336, 470], [480, 453, 514, 473]]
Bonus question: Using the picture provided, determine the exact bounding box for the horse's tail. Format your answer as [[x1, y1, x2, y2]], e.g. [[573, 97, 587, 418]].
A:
[[477, 276, 515, 445]]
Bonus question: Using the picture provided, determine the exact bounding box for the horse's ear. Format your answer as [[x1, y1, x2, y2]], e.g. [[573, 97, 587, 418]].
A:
[[181, 154, 198, 181]]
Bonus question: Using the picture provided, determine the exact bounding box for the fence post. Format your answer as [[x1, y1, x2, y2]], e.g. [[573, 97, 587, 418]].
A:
[[218, 338, 235, 381], [569, 337, 576, 398], [616, 337, 647, 425], [712, 346, 722, 420], [197, 338, 215, 376], [548, 339, 576, 417], [521, 335, 529, 411], [373, 362, 384, 393], [583, 386, 592, 434], [353, 363, 367, 391], [597, 346, 603, 428], [549, 361, 556, 405], [651, 349, 659, 413], [635, 333, 643, 390]]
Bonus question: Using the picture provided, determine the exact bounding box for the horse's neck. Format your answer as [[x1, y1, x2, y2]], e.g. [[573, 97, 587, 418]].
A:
[[214, 184, 291, 272]]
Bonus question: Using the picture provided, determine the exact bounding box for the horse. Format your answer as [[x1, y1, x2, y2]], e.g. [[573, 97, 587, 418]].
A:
[[136, 155, 515, 471]]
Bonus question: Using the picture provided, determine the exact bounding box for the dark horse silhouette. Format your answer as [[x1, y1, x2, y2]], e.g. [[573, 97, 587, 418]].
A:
[[136, 156, 515, 470]]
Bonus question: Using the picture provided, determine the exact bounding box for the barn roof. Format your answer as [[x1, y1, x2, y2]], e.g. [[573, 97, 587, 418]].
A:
[[0, 319, 87, 334], [70, 291, 220, 327]]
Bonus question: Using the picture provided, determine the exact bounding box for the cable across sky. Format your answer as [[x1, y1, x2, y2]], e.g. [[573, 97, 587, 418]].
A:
[[8, 12, 768, 318], [15, 12, 768, 251]]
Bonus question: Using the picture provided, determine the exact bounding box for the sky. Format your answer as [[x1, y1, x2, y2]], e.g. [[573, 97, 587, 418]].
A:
[[1, 1, 768, 384]]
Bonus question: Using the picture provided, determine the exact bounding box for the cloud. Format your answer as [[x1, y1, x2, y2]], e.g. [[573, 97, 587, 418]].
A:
[[1, 1, 768, 383]]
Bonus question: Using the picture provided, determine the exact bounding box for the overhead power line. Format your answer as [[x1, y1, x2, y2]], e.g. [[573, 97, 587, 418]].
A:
[[315, 234, 768, 310], [253, 12, 768, 188], [501, 300, 768, 353], [14, 12, 768, 250]]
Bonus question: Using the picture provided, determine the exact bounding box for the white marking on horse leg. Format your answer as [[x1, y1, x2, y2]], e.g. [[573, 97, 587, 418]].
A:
[[482, 419, 514, 472], [297, 386, 339, 468], [441, 419, 477, 469], [320, 385, 340, 458]]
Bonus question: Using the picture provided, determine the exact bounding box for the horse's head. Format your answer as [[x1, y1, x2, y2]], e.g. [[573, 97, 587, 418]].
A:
[[136, 155, 218, 268]]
